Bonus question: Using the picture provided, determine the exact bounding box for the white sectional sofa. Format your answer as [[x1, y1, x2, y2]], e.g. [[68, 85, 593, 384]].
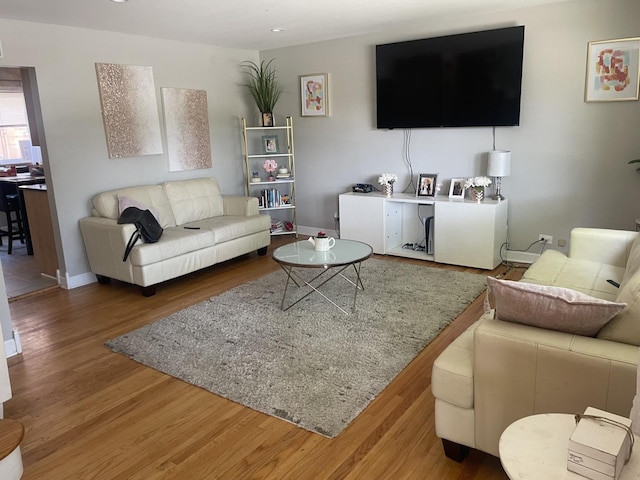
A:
[[432, 227, 640, 460], [79, 177, 271, 296]]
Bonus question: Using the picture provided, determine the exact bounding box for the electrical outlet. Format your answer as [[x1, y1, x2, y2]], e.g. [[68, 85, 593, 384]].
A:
[[333, 212, 340, 221], [538, 234, 553, 244]]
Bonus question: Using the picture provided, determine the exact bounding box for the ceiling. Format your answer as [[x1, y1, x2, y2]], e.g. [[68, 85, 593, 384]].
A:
[[0, 0, 573, 50]]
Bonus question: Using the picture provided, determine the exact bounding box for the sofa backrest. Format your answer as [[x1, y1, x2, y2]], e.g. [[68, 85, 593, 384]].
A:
[[598, 232, 640, 346], [92, 184, 177, 228], [163, 177, 224, 225]]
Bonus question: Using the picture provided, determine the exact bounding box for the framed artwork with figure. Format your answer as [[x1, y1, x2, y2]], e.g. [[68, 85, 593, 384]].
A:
[[262, 135, 279, 154], [449, 178, 465, 199], [417, 173, 437, 197]]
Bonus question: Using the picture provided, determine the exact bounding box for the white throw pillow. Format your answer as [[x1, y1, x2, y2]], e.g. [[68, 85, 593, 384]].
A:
[[487, 277, 626, 336]]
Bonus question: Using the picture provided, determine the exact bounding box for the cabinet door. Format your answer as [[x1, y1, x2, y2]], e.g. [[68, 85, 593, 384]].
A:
[[339, 193, 385, 253], [434, 200, 507, 269]]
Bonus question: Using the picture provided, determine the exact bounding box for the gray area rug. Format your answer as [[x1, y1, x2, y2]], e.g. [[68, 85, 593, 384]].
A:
[[105, 258, 487, 437]]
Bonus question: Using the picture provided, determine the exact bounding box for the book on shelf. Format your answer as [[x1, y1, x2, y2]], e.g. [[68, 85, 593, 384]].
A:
[[270, 219, 284, 233], [259, 188, 291, 208]]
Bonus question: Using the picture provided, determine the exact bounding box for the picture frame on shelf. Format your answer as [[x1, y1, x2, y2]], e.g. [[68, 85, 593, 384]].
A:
[[262, 112, 274, 127], [417, 173, 438, 197], [584, 37, 640, 102], [262, 135, 279, 154], [300, 73, 329, 116], [449, 178, 465, 199]]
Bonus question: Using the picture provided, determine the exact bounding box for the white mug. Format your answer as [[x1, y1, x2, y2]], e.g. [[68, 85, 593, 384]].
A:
[[308, 236, 336, 251]]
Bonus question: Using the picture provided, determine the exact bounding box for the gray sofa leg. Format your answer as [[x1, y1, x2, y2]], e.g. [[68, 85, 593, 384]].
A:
[[442, 439, 469, 462], [96, 275, 111, 285], [141, 285, 156, 297], [257, 246, 268, 256]]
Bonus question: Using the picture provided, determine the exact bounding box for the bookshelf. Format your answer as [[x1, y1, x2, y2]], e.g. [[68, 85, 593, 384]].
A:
[[241, 116, 297, 236]]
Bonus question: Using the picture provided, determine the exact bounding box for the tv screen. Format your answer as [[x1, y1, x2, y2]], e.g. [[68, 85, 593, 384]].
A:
[[376, 26, 525, 129]]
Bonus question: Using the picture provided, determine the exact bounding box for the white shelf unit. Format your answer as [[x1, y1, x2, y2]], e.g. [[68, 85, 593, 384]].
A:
[[241, 117, 297, 236], [339, 192, 508, 269]]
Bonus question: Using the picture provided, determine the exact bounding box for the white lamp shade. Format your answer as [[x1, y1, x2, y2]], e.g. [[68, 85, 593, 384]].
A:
[[487, 150, 511, 177]]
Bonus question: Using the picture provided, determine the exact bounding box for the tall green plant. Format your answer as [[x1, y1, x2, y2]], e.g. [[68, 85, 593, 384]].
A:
[[240, 59, 284, 113]]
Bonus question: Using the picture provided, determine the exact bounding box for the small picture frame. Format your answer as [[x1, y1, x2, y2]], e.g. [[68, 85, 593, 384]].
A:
[[585, 37, 640, 102], [449, 178, 465, 199], [417, 173, 437, 197], [262, 112, 274, 127], [300, 73, 329, 116], [262, 135, 279, 154]]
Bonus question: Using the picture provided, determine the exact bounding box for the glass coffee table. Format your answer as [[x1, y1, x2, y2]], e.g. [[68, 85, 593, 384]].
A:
[[272, 239, 373, 314]]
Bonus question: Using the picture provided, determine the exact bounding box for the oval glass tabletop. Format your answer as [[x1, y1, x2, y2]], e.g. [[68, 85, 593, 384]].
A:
[[272, 239, 373, 268]]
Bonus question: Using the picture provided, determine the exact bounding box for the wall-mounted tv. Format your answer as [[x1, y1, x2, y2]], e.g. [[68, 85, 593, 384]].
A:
[[376, 25, 525, 129]]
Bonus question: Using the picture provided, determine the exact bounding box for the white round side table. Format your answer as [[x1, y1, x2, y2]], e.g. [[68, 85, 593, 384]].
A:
[[499, 413, 640, 479]]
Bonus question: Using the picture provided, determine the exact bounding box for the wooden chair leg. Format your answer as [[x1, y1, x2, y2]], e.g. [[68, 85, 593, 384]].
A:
[[442, 439, 470, 462], [7, 215, 12, 255]]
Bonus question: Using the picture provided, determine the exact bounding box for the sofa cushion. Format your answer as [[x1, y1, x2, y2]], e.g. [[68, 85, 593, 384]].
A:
[[598, 269, 640, 346], [92, 185, 177, 228], [128, 226, 216, 266], [164, 178, 224, 225], [521, 249, 623, 302], [487, 277, 626, 336], [184, 215, 271, 243]]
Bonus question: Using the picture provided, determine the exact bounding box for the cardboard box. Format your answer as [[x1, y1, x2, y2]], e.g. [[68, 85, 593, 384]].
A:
[[568, 407, 633, 480]]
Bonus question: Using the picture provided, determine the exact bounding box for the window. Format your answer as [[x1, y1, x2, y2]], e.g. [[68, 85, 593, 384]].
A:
[[0, 91, 30, 163]]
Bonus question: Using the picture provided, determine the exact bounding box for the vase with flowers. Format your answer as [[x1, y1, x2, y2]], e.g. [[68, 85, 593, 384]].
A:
[[263, 159, 277, 181], [378, 173, 398, 196], [464, 176, 492, 202]]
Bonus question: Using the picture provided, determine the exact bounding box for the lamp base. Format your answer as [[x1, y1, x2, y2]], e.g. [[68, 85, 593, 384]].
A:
[[492, 176, 505, 201]]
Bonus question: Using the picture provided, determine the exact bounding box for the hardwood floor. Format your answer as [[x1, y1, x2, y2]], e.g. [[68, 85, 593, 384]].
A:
[[4, 237, 525, 479]]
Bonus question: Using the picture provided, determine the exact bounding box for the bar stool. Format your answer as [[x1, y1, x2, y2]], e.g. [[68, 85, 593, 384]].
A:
[[0, 419, 24, 479], [0, 183, 25, 254]]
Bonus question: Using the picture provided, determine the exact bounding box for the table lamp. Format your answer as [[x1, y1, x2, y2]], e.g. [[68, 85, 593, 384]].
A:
[[487, 150, 511, 200]]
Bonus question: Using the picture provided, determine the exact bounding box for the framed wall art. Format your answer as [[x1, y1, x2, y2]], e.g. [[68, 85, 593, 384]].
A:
[[300, 73, 329, 116], [585, 37, 640, 102], [417, 173, 438, 197], [449, 178, 465, 199]]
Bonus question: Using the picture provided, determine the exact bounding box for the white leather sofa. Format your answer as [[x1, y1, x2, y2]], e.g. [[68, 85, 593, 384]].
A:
[[432, 227, 640, 460], [79, 177, 271, 296]]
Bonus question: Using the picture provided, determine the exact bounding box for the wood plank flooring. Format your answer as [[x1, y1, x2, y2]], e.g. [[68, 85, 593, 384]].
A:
[[4, 237, 526, 479]]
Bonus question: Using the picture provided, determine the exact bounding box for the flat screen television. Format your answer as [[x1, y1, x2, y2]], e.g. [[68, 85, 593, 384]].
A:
[[376, 26, 525, 129]]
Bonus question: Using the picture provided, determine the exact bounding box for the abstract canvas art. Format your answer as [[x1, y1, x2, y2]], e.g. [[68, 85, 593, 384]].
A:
[[585, 37, 640, 102], [300, 73, 329, 116], [161, 88, 212, 172], [95, 63, 163, 158]]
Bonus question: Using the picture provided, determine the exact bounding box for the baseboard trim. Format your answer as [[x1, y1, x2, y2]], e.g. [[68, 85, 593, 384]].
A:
[[504, 250, 539, 265], [63, 271, 96, 290], [4, 329, 21, 358]]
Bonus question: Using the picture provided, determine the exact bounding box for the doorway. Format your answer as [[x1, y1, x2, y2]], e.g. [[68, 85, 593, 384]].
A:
[[0, 67, 58, 300]]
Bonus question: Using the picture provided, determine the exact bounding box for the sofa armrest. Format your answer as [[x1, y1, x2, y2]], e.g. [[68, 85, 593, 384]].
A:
[[79, 216, 137, 282], [473, 315, 638, 457], [223, 196, 259, 216], [569, 227, 637, 267]]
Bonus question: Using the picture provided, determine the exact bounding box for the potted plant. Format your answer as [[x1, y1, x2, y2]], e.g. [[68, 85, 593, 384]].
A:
[[240, 59, 284, 127]]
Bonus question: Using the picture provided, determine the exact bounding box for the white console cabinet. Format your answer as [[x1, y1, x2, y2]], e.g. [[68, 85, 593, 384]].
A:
[[339, 192, 507, 269]]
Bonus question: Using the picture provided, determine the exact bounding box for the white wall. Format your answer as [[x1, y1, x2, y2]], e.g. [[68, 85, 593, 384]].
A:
[[265, 0, 640, 253], [0, 18, 258, 286]]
